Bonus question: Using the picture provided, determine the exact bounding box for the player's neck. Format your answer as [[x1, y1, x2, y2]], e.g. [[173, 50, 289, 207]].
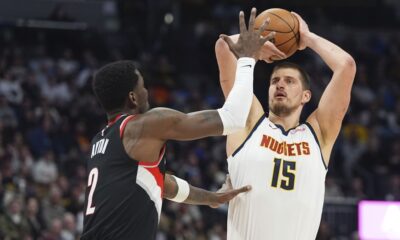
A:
[[268, 110, 301, 131], [107, 108, 139, 121]]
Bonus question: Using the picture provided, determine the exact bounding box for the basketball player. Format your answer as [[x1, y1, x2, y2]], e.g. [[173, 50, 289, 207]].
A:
[[216, 12, 356, 239], [81, 8, 274, 240]]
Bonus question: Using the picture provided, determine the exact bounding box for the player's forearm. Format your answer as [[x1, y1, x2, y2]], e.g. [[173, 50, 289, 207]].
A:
[[305, 33, 356, 72], [183, 185, 216, 205], [164, 174, 215, 206], [215, 34, 240, 98]]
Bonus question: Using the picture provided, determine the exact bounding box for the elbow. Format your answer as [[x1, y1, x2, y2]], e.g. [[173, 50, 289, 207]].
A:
[[340, 55, 356, 73], [346, 56, 357, 79], [336, 55, 356, 77], [345, 55, 356, 72]]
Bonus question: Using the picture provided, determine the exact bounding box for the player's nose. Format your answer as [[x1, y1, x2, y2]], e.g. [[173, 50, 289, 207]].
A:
[[275, 81, 285, 89]]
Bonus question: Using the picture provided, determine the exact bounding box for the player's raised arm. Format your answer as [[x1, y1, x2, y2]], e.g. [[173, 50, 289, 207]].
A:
[[138, 8, 271, 141], [215, 35, 285, 98], [294, 12, 356, 151], [214, 12, 285, 156], [163, 174, 251, 208]]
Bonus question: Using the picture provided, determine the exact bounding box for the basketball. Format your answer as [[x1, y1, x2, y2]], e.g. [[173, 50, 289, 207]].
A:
[[254, 8, 299, 60]]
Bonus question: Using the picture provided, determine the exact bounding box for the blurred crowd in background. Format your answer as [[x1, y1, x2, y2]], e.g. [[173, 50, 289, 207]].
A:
[[0, 0, 399, 239]]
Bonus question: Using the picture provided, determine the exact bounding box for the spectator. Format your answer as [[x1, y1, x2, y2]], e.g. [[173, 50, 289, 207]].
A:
[[25, 197, 45, 240], [42, 185, 66, 228], [385, 174, 400, 201], [0, 95, 18, 128], [0, 71, 24, 104], [0, 195, 31, 240], [325, 176, 344, 199], [32, 151, 58, 185], [348, 177, 368, 200], [42, 218, 63, 240], [61, 212, 77, 240]]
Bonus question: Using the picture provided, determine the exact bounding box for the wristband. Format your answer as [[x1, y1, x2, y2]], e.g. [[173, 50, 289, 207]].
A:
[[167, 176, 190, 202]]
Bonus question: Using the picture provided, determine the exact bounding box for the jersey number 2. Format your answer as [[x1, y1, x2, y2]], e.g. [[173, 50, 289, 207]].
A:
[[86, 168, 99, 215], [271, 158, 296, 190]]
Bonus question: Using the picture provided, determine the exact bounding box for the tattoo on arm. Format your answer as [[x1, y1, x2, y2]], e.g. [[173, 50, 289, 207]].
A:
[[164, 174, 213, 204], [145, 108, 223, 140], [196, 111, 221, 125], [183, 186, 215, 205]]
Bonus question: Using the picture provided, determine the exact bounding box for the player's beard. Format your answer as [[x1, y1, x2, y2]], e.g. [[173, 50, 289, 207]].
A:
[[270, 102, 296, 117]]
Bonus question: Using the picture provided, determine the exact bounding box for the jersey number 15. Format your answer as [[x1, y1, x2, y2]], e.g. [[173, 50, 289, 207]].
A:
[[271, 158, 296, 190]]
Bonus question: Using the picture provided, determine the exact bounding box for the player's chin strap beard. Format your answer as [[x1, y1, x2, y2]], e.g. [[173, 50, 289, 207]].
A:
[[270, 106, 291, 118]]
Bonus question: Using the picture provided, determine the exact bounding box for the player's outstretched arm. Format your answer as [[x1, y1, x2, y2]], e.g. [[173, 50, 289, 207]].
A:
[[140, 108, 224, 140], [138, 8, 271, 141], [163, 174, 251, 207], [215, 34, 285, 98], [294, 13, 356, 149]]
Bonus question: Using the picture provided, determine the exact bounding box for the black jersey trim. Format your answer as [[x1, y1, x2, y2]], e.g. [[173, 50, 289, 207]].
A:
[[272, 124, 299, 136], [265, 113, 301, 136], [304, 122, 328, 170], [231, 114, 266, 157], [107, 113, 126, 126], [269, 121, 301, 136]]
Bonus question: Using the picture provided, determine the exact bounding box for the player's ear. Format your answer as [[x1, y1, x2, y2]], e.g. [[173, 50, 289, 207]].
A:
[[302, 90, 311, 104], [128, 91, 137, 108]]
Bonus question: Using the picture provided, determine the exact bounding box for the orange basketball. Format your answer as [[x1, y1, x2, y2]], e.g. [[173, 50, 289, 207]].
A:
[[254, 8, 300, 60]]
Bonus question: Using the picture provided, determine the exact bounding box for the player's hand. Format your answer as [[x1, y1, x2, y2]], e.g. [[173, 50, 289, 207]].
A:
[[291, 12, 311, 50], [259, 41, 287, 63], [209, 175, 251, 208], [220, 8, 276, 60]]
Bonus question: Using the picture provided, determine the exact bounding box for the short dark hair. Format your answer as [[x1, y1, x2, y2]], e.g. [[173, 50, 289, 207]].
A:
[[272, 62, 311, 90], [92, 60, 139, 112]]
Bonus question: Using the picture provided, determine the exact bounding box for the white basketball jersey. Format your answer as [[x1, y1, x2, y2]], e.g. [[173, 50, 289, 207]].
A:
[[227, 116, 328, 240]]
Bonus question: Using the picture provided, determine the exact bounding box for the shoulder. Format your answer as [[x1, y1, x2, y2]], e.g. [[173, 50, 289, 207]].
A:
[[141, 108, 183, 121], [126, 108, 176, 127], [123, 108, 181, 140]]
